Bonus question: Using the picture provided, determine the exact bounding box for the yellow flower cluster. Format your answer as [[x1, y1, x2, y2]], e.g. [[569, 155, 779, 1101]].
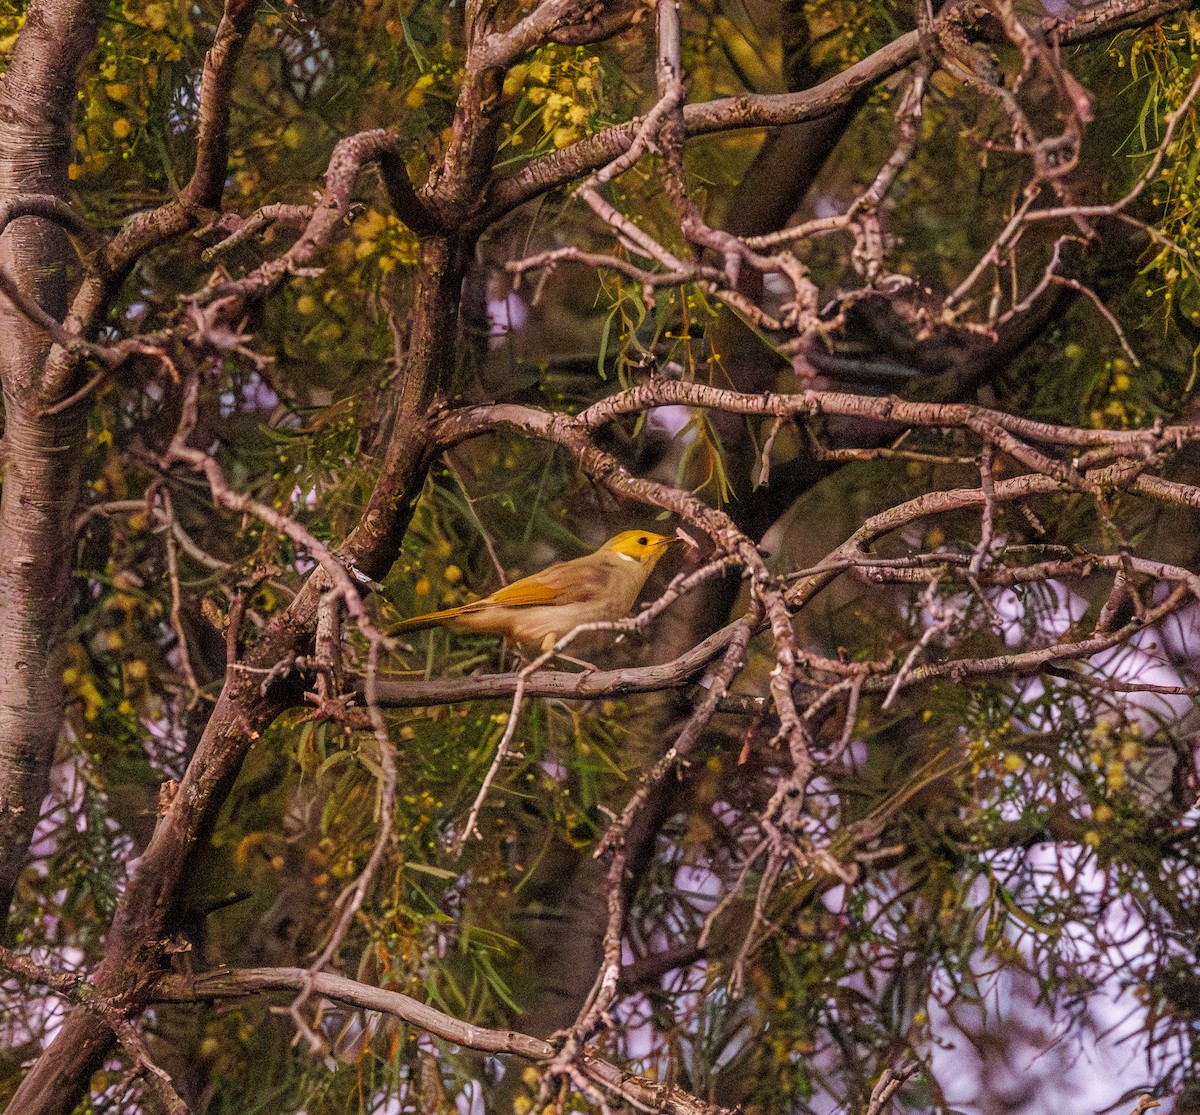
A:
[[1079, 722, 1146, 846], [69, 1, 192, 181], [126, 1, 174, 33], [63, 661, 106, 723], [501, 46, 602, 152], [62, 625, 154, 724], [350, 207, 420, 272], [804, 0, 873, 68], [403, 61, 459, 110], [1117, 18, 1200, 331], [1087, 358, 1145, 429], [0, 10, 25, 62]]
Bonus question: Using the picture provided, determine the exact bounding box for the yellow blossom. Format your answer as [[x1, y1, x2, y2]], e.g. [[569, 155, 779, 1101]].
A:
[[405, 72, 435, 109], [1118, 739, 1143, 763], [502, 64, 528, 99], [355, 209, 388, 240], [136, 2, 169, 31]]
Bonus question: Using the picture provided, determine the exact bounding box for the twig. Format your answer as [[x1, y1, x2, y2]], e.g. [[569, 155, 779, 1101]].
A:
[[155, 487, 203, 697], [453, 674, 526, 852], [968, 441, 997, 578], [311, 639, 398, 970], [443, 455, 508, 585], [111, 1016, 191, 1115], [830, 668, 868, 762], [199, 203, 313, 261], [1049, 274, 1141, 367], [865, 1061, 920, 1115]]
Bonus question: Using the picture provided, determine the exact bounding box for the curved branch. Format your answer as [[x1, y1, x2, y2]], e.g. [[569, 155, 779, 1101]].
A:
[[479, 0, 1194, 224], [481, 29, 920, 224], [153, 966, 734, 1115], [436, 382, 1200, 453]]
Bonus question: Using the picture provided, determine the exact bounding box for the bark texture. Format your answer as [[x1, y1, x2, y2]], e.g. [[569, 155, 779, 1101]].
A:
[[0, 0, 107, 933]]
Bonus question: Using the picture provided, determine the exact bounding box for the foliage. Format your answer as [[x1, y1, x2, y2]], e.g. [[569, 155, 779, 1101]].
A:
[[1, 2, 1199, 1115]]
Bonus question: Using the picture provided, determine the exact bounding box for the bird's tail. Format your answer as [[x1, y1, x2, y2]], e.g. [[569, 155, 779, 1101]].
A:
[[391, 603, 473, 634]]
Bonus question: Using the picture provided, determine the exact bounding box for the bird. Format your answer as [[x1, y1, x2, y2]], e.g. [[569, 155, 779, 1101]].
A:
[[392, 530, 676, 653]]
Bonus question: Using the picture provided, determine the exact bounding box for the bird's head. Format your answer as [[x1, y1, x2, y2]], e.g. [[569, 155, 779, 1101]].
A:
[[604, 530, 676, 569]]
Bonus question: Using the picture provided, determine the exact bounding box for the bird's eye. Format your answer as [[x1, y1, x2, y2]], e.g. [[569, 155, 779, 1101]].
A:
[[638, 536, 648, 545]]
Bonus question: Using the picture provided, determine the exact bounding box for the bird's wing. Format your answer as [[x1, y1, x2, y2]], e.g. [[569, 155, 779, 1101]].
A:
[[487, 556, 614, 608], [486, 576, 566, 607]]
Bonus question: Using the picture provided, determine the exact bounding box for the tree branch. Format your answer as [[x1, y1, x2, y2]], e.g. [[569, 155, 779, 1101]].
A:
[[154, 966, 734, 1115], [480, 0, 1193, 223]]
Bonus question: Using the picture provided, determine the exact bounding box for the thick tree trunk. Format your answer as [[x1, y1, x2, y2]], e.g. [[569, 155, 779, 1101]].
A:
[[0, 408, 86, 920], [0, 0, 107, 932]]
